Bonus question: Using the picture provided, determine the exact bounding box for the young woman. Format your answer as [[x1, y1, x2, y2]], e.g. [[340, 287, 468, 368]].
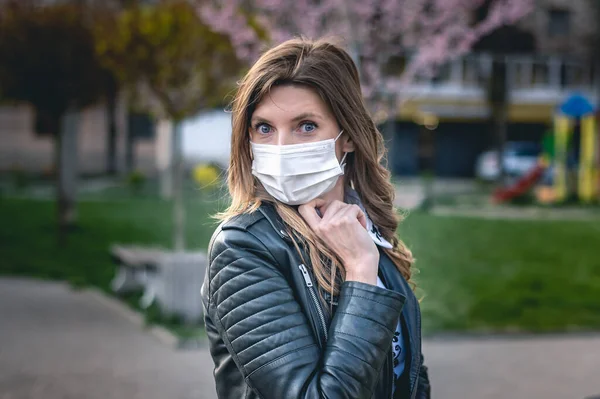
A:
[[201, 38, 431, 399]]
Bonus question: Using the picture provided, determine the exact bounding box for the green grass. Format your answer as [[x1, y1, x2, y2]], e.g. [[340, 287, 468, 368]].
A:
[[402, 213, 600, 335], [1, 195, 599, 335], [0, 195, 223, 287]]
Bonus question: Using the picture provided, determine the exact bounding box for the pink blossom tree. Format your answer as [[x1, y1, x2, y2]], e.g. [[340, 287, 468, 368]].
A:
[[198, 0, 533, 106]]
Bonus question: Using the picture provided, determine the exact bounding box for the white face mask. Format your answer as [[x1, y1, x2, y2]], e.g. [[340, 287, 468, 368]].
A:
[[250, 131, 348, 205]]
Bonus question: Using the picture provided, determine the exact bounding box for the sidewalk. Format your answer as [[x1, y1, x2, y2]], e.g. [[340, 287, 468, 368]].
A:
[[394, 179, 600, 221], [0, 278, 217, 399], [1, 277, 599, 399], [424, 335, 600, 399], [394, 178, 480, 210]]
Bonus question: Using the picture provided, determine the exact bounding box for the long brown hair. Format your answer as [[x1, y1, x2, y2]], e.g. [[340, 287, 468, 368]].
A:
[[218, 37, 414, 296]]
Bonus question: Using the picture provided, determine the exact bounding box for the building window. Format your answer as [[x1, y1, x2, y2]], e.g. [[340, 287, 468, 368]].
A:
[[548, 8, 571, 37]]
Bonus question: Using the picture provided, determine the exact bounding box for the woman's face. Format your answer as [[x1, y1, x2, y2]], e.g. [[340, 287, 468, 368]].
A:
[[249, 84, 354, 158]]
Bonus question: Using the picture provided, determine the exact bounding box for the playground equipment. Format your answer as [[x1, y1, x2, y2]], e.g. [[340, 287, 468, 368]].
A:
[[492, 161, 547, 203], [553, 94, 599, 203], [493, 93, 600, 204]]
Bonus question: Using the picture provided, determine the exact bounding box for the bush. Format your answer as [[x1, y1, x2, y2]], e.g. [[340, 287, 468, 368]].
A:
[[192, 163, 221, 191], [9, 166, 30, 191], [125, 170, 146, 195]]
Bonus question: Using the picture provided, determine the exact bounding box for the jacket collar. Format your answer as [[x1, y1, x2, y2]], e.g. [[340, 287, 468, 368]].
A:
[[257, 203, 291, 242], [344, 187, 394, 249], [258, 189, 393, 249]]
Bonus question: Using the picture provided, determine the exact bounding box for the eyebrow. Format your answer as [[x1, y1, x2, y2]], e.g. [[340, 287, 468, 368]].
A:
[[250, 112, 324, 126]]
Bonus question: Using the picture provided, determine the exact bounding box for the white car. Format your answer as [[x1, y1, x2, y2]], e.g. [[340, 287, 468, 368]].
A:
[[475, 142, 543, 182]]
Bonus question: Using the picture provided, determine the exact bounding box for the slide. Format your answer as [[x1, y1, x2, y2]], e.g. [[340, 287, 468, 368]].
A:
[[492, 164, 546, 203]]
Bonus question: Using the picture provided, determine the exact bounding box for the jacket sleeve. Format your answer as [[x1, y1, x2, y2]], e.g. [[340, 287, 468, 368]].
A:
[[204, 228, 406, 399], [416, 353, 431, 399]]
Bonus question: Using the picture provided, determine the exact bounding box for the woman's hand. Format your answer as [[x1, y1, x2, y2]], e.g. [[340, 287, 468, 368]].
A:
[[298, 199, 379, 285]]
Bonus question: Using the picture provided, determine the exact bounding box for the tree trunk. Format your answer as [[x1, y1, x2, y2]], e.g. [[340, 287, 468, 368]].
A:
[[156, 119, 175, 200], [55, 109, 80, 246], [492, 102, 508, 185], [172, 121, 185, 251], [420, 124, 436, 211], [488, 58, 509, 185], [385, 93, 397, 175], [105, 88, 118, 175], [125, 113, 136, 174]]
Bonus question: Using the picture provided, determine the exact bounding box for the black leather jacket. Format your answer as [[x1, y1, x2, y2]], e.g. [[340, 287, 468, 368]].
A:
[[201, 204, 431, 399]]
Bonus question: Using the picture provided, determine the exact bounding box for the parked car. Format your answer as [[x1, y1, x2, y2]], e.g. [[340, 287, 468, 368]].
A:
[[475, 141, 543, 182]]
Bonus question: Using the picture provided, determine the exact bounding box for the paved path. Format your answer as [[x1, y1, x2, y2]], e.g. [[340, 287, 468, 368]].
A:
[[394, 179, 600, 221], [1, 278, 600, 399], [394, 178, 478, 210], [0, 278, 216, 399], [424, 336, 600, 399]]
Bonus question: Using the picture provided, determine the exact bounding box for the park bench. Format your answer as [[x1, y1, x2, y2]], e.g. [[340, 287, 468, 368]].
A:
[[110, 245, 207, 323]]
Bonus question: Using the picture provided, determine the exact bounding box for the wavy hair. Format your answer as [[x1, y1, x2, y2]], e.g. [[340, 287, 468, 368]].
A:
[[217, 37, 414, 297]]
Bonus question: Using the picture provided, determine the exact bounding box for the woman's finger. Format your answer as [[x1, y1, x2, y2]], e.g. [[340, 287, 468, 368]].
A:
[[341, 203, 367, 230], [298, 200, 324, 230], [319, 200, 347, 223]]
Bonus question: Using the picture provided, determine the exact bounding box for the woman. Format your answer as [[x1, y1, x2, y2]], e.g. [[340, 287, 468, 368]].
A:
[[201, 38, 431, 399]]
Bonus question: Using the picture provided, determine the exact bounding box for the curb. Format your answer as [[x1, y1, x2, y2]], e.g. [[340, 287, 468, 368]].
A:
[[85, 288, 179, 348], [431, 205, 600, 221], [423, 330, 600, 343]]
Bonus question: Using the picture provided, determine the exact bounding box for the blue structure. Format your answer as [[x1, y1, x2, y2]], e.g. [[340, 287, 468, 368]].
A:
[[559, 93, 595, 118]]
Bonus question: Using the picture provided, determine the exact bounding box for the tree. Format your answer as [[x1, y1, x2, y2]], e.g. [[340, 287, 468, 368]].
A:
[[92, 0, 142, 175], [89, 1, 126, 176], [96, 0, 242, 250], [103, 72, 121, 176], [0, 1, 108, 245], [198, 0, 534, 170], [473, 21, 536, 184]]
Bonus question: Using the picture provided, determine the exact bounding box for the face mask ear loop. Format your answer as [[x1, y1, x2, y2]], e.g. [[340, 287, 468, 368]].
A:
[[335, 130, 348, 171], [339, 152, 349, 171]]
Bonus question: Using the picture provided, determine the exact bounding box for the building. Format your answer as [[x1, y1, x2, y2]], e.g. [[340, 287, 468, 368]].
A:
[[0, 103, 232, 177], [391, 0, 599, 177], [0, 102, 158, 176]]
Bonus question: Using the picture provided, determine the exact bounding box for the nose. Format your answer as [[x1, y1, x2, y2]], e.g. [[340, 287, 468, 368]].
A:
[[276, 131, 294, 146]]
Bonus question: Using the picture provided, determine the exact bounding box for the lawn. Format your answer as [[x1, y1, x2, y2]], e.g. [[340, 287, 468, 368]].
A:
[[403, 214, 600, 334], [1, 195, 599, 335], [0, 195, 223, 287]]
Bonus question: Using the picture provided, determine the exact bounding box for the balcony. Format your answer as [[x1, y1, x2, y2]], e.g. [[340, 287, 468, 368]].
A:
[[401, 54, 599, 107]]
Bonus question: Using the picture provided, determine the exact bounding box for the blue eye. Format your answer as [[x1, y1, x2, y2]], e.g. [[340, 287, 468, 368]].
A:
[[256, 123, 272, 135], [299, 122, 317, 133]]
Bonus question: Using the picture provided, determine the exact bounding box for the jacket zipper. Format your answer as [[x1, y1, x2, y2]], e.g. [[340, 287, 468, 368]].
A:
[[298, 264, 328, 343], [410, 297, 422, 399], [386, 347, 394, 399]]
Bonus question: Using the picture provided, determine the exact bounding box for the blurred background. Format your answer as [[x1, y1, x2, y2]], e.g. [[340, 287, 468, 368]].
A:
[[0, 0, 599, 398]]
